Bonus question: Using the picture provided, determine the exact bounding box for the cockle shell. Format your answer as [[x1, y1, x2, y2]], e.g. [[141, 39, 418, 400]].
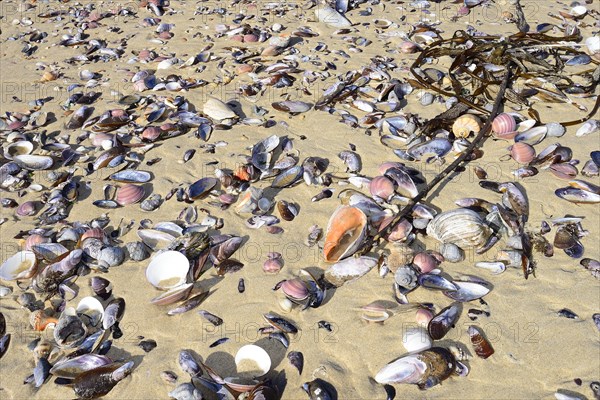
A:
[[426, 208, 491, 249], [452, 114, 481, 138], [280, 278, 309, 300], [323, 206, 367, 262], [116, 184, 145, 206]]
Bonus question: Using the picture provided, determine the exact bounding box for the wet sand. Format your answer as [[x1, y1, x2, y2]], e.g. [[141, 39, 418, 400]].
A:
[[0, 0, 599, 399]]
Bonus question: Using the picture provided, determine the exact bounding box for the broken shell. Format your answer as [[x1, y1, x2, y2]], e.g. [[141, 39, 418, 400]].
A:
[[402, 328, 432, 353], [315, 4, 352, 28], [452, 114, 481, 138], [467, 326, 494, 359], [277, 200, 298, 221], [323, 206, 367, 262], [89, 277, 112, 299], [235, 344, 271, 377], [76, 296, 104, 327], [150, 283, 193, 306], [428, 303, 461, 340], [116, 184, 145, 206], [426, 208, 491, 249], [146, 251, 189, 290], [203, 97, 236, 121], [0, 250, 37, 280], [29, 310, 58, 331], [54, 309, 87, 348]]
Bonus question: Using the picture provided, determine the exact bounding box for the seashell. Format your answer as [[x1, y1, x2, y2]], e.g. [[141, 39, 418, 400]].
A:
[[514, 126, 547, 145], [29, 310, 58, 331], [452, 114, 481, 138], [0, 251, 37, 280], [277, 200, 298, 221], [370, 176, 395, 201], [169, 383, 201, 400], [31, 243, 69, 262], [203, 97, 236, 121], [209, 236, 243, 264], [394, 265, 419, 292], [440, 243, 464, 263], [41, 70, 59, 82], [375, 347, 456, 389], [150, 283, 193, 306], [302, 379, 335, 400], [315, 4, 352, 28], [492, 113, 517, 138], [89, 277, 112, 299], [272, 101, 312, 114], [387, 218, 413, 242], [235, 344, 271, 378], [138, 229, 177, 251], [24, 234, 50, 251], [142, 126, 161, 141], [146, 251, 189, 290], [412, 252, 439, 274], [418, 274, 457, 291], [72, 361, 133, 399], [415, 308, 433, 327], [585, 36, 600, 55], [13, 155, 53, 170], [97, 246, 125, 268], [279, 298, 293, 313], [140, 194, 162, 211], [426, 208, 491, 249], [16, 201, 37, 216], [468, 326, 494, 359], [428, 303, 461, 340], [76, 296, 104, 327], [555, 187, 599, 203], [546, 122, 565, 138], [189, 177, 217, 200], [263, 256, 284, 274], [324, 256, 377, 286], [509, 142, 536, 164], [271, 166, 304, 188], [4, 141, 33, 159], [81, 228, 105, 243], [323, 206, 367, 262], [402, 327, 432, 353], [116, 184, 145, 206], [50, 354, 112, 379], [126, 242, 150, 261], [475, 261, 506, 274], [65, 106, 92, 129], [54, 308, 87, 348], [575, 119, 599, 137], [549, 163, 578, 180], [444, 280, 491, 302], [110, 170, 152, 183], [280, 278, 309, 301]]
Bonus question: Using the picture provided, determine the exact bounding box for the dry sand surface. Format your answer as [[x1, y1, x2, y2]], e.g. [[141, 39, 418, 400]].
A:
[[0, 0, 599, 399]]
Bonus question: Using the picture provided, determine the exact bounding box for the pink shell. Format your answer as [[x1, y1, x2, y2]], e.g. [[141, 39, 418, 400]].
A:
[[492, 113, 517, 138], [142, 126, 161, 141], [549, 162, 578, 180], [243, 34, 258, 43], [370, 176, 395, 201], [281, 278, 309, 301], [24, 234, 50, 251], [81, 228, 106, 243], [415, 308, 434, 327], [16, 201, 37, 217], [387, 218, 413, 242], [378, 162, 405, 175], [116, 184, 145, 206], [510, 142, 536, 164], [413, 252, 439, 273], [91, 133, 113, 146], [399, 41, 418, 53], [263, 258, 283, 273]]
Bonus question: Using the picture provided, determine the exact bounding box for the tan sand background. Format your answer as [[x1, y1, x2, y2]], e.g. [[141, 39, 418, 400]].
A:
[[0, 0, 599, 398]]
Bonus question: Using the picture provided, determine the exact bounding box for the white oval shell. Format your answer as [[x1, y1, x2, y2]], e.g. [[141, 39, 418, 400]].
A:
[[426, 208, 491, 248], [146, 251, 189, 289], [324, 256, 378, 287], [235, 344, 271, 377], [402, 327, 433, 353], [137, 229, 176, 250], [76, 296, 104, 327], [0, 250, 37, 280]]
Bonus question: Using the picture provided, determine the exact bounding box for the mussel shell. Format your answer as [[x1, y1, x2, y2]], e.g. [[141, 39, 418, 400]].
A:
[[272, 166, 304, 188], [188, 177, 217, 200], [109, 170, 152, 183], [50, 354, 112, 379], [443, 280, 491, 302], [13, 155, 53, 170], [428, 303, 461, 340], [277, 200, 298, 221]]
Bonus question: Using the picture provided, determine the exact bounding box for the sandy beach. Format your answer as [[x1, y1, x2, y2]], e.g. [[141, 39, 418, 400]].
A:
[[0, 0, 599, 399]]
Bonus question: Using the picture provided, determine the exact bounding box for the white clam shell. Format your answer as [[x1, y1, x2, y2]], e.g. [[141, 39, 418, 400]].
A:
[[402, 327, 433, 353], [137, 229, 176, 250], [13, 154, 53, 170], [324, 256, 378, 287], [146, 250, 189, 290], [76, 296, 104, 327], [585, 36, 600, 54], [0, 250, 37, 280], [315, 5, 352, 28], [234, 344, 271, 377], [426, 208, 491, 249], [203, 97, 236, 121], [3, 141, 33, 160]]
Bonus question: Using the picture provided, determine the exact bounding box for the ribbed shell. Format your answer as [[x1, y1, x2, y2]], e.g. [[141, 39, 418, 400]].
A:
[[426, 208, 491, 248]]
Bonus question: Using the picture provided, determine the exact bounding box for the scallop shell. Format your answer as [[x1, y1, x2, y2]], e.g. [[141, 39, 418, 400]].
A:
[[146, 251, 189, 290], [426, 208, 491, 249], [235, 344, 271, 377], [323, 206, 367, 262], [0, 251, 37, 280], [116, 184, 145, 206], [452, 114, 481, 138]]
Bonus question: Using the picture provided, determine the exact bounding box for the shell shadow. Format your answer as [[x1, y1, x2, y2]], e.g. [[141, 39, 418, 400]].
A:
[[254, 336, 287, 371], [205, 350, 236, 377]]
